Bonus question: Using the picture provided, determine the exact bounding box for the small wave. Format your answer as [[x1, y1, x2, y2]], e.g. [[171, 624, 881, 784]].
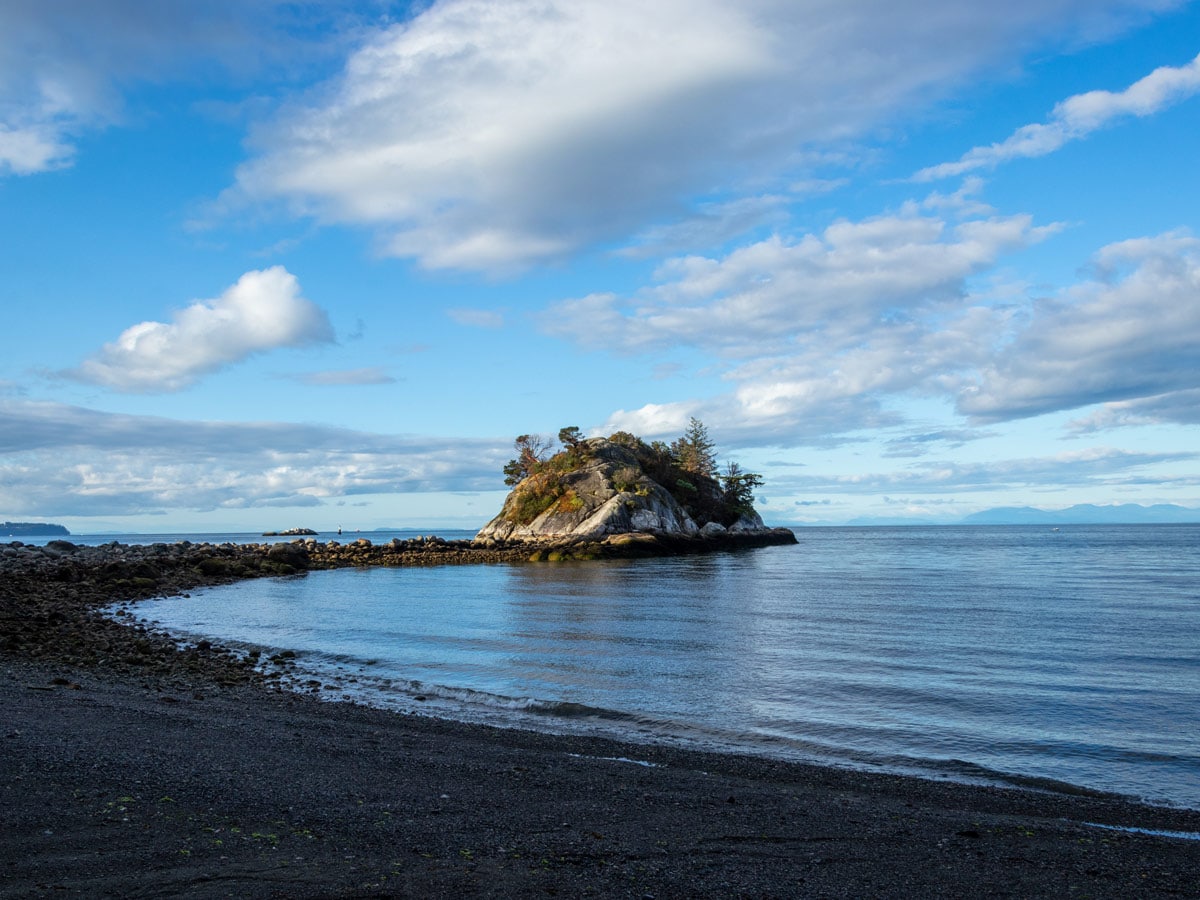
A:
[[567, 753, 662, 768], [299, 662, 1193, 807], [524, 698, 643, 722], [322, 673, 643, 726], [1082, 823, 1200, 841], [931, 758, 1130, 800]]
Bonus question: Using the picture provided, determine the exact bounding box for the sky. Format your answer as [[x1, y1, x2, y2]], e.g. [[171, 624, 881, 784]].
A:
[[2, 0, 1199, 533]]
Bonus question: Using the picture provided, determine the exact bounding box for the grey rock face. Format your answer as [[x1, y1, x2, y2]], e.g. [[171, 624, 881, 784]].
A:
[[730, 511, 766, 532], [477, 437, 767, 541]]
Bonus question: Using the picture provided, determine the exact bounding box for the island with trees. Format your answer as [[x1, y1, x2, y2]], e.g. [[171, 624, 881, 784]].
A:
[[476, 420, 796, 554], [2, 521, 70, 537]]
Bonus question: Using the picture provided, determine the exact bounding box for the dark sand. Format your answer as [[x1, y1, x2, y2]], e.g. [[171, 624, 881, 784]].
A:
[[2, 542, 1198, 898]]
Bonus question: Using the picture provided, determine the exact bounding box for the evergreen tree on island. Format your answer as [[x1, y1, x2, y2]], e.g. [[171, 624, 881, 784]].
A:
[[481, 420, 769, 541]]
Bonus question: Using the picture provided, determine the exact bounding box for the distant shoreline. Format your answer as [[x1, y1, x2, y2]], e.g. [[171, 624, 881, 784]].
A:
[[14, 518, 1200, 549], [1, 521, 69, 537]]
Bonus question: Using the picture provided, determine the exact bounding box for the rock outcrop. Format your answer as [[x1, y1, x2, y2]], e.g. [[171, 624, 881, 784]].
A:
[[476, 437, 781, 543]]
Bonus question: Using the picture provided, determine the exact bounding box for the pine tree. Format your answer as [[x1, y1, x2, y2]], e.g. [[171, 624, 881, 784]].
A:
[[721, 461, 764, 514], [557, 426, 584, 450], [671, 417, 718, 477], [502, 434, 553, 485]]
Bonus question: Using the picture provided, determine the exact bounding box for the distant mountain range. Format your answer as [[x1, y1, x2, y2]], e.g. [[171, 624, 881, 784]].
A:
[[827, 503, 1200, 527], [959, 503, 1200, 525]]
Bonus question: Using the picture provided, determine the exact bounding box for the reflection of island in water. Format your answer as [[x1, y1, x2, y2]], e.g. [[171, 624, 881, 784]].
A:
[[3, 521, 70, 536]]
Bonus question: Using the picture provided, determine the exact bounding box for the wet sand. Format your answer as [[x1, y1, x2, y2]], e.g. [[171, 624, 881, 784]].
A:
[[2, 541, 1198, 897]]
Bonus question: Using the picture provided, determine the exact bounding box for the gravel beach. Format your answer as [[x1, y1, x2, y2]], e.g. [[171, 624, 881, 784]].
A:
[[2, 540, 1198, 898]]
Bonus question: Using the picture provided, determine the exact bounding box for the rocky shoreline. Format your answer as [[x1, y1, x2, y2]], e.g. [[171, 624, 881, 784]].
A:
[[3, 535, 1199, 898], [0, 530, 795, 683]]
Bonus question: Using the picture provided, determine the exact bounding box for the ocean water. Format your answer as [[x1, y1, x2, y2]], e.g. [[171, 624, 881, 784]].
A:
[[124, 525, 1200, 809], [14, 528, 478, 547]]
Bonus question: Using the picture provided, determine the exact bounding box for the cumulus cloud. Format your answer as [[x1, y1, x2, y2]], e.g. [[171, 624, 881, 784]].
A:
[[547, 210, 1051, 357], [551, 204, 1054, 444], [232, 0, 1164, 272], [563, 205, 1197, 446], [0, 400, 508, 516], [0, 122, 73, 175], [914, 51, 1200, 181], [69, 267, 334, 392], [958, 231, 1200, 422]]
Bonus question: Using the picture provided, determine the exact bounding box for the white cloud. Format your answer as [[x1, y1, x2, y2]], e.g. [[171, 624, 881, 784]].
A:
[[69, 267, 335, 392], [556, 205, 1198, 446], [447, 308, 505, 329], [0, 1, 363, 176], [958, 231, 1200, 422], [883, 429, 991, 458], [550, 203, 1053, 445], [914, 50, 1200, 181], [771, 447, 1197, 494], [0, 123, 74, 175], [0, 400, 509, 516], [293, 367, 397, 386], [1066, 389, 1200, 433], [919, 177, 996, 217], [233, 0, 1166, 272], [617, 195, 793, 259], [602, 401, 698, 441], [548, 210, 1050, 356]]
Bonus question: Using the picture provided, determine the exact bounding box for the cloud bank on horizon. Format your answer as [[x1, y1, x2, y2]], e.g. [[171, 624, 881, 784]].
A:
[[1, 0, 1198, 528]]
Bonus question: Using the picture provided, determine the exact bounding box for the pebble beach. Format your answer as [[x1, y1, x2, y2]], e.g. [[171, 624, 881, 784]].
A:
[[2, 539, 1198, 898]]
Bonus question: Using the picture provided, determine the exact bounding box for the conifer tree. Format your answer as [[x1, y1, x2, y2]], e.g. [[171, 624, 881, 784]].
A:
[[557, 426, 584, 450], [671, 417, 718, 477], [502, 434, 553, 485], [721, 461, 764, 514]]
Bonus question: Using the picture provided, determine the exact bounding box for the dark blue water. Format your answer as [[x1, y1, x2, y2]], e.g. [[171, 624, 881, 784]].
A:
[[126, 525, 1200, 809]]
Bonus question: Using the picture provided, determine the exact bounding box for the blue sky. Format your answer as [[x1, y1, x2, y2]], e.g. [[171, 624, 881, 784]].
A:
[[2, 0, 1199, 532]]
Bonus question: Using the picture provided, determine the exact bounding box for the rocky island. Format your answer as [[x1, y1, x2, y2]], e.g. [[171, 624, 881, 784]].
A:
[[1, 521, 69, 536], [476, 422, 795, 557]]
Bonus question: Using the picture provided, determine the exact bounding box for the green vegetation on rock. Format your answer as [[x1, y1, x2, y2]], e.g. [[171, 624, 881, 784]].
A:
[[492, 419, 765, 534]]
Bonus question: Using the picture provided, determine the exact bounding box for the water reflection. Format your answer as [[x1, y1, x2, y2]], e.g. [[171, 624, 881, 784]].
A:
[[129, 527, 1200, 808]]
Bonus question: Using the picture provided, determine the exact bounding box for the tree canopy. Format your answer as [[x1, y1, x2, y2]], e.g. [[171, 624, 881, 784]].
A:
[[502, 433, 554, 486], [671, 417, 718, 477]]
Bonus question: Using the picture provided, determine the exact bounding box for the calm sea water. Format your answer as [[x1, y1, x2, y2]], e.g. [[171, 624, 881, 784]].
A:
[[123, 525, 1200, 809], [16, 529, 477, 547]]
